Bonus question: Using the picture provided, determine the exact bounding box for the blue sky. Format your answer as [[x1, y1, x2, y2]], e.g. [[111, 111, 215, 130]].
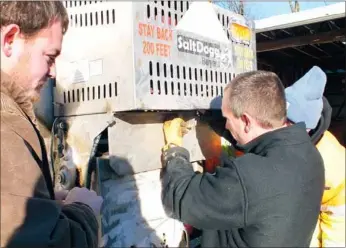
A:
[[240, 1, 344, 20]]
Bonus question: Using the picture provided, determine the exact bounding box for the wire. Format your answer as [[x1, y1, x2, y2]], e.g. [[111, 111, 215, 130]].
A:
[[84, 132, 103, 189], [50, 117, 59, 186]]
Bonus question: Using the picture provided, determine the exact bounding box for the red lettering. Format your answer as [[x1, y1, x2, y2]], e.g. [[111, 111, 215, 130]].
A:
[[156, 43, 162, 56], [143, 41, 155, 55], [167, 30, 173, 41], [138, 23, 143, 36], [148, 25, 154, 37], [156, 27, 173, 41], [156, 27, 162, 40], [143, 41, 147, 54], [155, 43, 171, 57], [138, 22, 155, 38], [164, 44, 171, 57]]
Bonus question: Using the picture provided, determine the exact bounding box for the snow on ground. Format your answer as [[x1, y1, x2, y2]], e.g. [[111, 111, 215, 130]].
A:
[[100, 169, 186, 247]]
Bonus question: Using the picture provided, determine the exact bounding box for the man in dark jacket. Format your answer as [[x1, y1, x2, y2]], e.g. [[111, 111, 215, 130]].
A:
[[161, 71, 325, 247], [1, 2, 102, 247]]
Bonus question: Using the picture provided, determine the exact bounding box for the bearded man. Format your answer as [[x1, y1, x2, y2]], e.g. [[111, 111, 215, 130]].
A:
[[1, 2, 102, 247]]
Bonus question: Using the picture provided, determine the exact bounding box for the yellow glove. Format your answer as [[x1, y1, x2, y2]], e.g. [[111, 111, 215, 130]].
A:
[[163, 117, 190, 150]]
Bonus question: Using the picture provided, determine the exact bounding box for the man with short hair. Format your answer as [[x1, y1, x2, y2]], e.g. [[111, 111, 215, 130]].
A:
[[1, 2, 102, 247], [161, 71, 325, 247]]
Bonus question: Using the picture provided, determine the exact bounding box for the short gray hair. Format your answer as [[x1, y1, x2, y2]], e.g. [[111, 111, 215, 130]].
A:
[[224, 70, 287, 128]]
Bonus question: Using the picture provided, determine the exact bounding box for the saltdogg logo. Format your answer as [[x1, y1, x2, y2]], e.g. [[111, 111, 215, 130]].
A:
[[177, 35, 221, 59]]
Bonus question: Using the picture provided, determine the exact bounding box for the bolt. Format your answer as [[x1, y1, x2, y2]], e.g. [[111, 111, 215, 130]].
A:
[[57, 122, 67, 130], [57, 171, 66, 184]]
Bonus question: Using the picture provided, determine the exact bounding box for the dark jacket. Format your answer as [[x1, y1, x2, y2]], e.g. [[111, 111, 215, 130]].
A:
[[1, 71, 98, 248], [161, 123, 325, 247]]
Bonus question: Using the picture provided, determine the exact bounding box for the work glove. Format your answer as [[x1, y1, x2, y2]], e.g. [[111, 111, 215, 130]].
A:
[[163, 117, 191, 151], [64, 187, 103, 216], [55, 189, 69, 204]]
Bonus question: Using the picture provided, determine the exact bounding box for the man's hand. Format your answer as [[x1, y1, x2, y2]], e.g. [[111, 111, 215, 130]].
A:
[[55, 189, 69, 202], [163, 117, 190, 147], [64, 187, 103, 216]]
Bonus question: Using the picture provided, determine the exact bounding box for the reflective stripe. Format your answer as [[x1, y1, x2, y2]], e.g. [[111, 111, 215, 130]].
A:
[[321, 204, 345, 217], [323, 239, 346, 248], [221, 137, 235, 158]]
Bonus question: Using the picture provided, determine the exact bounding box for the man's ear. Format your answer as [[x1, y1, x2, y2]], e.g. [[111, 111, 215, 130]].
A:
[[241, 112, 252, 133], [1, 24, 21, 57]]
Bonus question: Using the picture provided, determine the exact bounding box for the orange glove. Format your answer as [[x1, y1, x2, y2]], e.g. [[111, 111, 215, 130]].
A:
[[163, 117, 191, 150]]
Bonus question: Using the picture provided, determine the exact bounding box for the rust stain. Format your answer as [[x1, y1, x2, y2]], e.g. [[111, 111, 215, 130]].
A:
[[76, 166, 83, 186], [65, 120, 93, 186], [104, 100, 113, 113]]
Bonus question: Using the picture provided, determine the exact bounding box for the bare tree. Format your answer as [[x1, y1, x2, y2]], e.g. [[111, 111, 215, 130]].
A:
[[212, 0, 262, 20], [288, 0, 300, 13], [213, 0, 245, 16]]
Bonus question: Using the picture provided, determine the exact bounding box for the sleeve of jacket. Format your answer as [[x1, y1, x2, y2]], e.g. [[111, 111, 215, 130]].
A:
[[161, 146, 247, 230], [1, 128, 99, 248]]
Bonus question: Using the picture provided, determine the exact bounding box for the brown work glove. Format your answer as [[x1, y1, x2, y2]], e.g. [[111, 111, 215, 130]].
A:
[[163, 117, 191, 151]]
